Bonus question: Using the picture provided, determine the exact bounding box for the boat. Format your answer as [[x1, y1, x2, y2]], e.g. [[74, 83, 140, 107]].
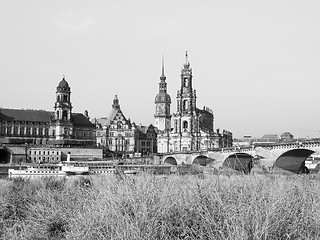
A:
[[89, 165, 116, 174], [8, 163, 90, 177], [8, 165, 67, 178], [60, 164, 89, 175]]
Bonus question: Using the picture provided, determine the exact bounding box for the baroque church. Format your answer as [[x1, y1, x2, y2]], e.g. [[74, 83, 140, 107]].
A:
[[155, 52, 232, 153], [0, 77, 96, 146]]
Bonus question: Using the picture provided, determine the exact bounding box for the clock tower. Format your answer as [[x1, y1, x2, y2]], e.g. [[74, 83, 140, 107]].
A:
[[154, 57, 171, 132], [54, 77, 73, 140]]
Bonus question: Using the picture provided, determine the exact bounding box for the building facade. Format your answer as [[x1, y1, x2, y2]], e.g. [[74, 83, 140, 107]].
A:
[[95, 95, 157, 157], [0, 77, 96, 147], [156, 52, 232, 153]]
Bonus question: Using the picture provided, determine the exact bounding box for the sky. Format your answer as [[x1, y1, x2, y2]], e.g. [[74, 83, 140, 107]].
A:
[[0, 0, 320, 139]]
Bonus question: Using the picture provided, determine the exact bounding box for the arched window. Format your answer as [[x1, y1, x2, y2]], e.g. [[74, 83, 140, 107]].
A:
[[117, 122, 122, 129], [184, 78, 188, 87], [62, 110, 68, 121], [183, 100, 188, 111], [57, 111, 60, 119], [57, 95, 60, 102], [183, 121, 188, 131]]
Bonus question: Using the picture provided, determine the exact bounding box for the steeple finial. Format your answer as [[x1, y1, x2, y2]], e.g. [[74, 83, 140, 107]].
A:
[[162, 55, 165, 76], [112, 94, 120, 109], [184, 51, 190, 68], [160, 55, 166, 81]]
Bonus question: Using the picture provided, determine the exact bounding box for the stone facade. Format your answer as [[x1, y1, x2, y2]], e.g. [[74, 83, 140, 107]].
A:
[[156, 52, 232, 153], [95, 95, 157, 157], [28, 146, 103, 163], [0, 77, 96, 147], [217, 129, 233, 148]]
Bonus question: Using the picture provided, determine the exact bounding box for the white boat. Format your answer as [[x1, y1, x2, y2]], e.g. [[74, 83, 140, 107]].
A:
[[8, 165, 67, 177], [60, 164, 89, 175]]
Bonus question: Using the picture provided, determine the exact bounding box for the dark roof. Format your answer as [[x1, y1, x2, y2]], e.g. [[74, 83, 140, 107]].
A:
[[155, 92, 171, 103], [196, 107, 213, 116], [58, 78, 69, 88], [0, 108, 52, 122], [135, 124, 156, 134], [0, 108, 95, 128], [71, 113, 95, 128]]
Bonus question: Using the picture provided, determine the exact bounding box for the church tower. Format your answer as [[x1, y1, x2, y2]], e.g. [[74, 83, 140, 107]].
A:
[[171, 52, 199, 151], [53, 77, 73, 140], [174, 51, 197, 133], [154, 57, 171, 132]]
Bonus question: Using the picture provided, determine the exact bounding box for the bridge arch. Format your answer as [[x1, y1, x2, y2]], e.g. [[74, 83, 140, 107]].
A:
[[192, 155, 215, 166], [0, 147, 11, 164], [223, 153, 254, 174], [163, 156, 178, 165], [273, 148, 314, 174]]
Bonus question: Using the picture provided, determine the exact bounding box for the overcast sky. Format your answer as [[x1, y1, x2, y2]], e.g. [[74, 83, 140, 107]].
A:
[[0, 0, 319, 138]]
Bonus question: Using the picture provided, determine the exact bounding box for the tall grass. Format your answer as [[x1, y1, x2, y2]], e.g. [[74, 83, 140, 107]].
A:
[[1, 174, 320, 239]]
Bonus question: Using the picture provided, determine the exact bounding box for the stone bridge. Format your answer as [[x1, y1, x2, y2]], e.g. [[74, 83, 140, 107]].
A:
[[154, 141, 320, 173]]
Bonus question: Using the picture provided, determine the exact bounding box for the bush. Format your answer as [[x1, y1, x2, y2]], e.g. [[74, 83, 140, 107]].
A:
[[1, 174, 320, 239]]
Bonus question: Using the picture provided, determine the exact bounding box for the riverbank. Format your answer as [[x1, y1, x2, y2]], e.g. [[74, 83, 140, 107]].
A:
[[1, 174, 320, 239]]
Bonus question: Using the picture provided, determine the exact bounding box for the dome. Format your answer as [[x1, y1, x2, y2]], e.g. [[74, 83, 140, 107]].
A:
[[58, 77, 69, 88], [155, 92, 171, 103]]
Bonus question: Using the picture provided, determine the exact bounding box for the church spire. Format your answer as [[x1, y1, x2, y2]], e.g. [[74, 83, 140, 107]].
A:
[[159, 56, 167, 93], [160, 55, 166, 81]]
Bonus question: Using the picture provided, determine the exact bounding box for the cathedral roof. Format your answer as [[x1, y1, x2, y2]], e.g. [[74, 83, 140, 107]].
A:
[[155, 92, 171, 103]]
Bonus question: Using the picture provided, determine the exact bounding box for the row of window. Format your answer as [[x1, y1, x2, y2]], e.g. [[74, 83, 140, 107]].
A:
[[29, 156, 60, 161], [29, 150, 60, 155], [141, 141, 152, 147], [1, 126, 50, 136]]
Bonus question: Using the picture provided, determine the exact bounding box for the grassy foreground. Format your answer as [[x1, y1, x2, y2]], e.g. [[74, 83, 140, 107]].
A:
[[1, 174, 320, 240]]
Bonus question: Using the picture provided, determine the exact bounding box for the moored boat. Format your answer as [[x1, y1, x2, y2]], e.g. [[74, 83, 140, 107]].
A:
[[61, 164, 90, 175], [8, 165, 67, 178]]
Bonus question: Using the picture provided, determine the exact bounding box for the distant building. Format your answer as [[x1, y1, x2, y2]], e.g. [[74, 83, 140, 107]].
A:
[[280, 132, 294, 141], [260, 134, 279, 142], [94, 95, 157, 157], [28, 146, 102, 164], [0, 77, 96, 147]]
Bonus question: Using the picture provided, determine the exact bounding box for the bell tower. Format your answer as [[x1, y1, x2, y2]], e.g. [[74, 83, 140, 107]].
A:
[[175, 51, 197, 133], [54, 76, 73, 140], [154, 57, 171, 132]]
